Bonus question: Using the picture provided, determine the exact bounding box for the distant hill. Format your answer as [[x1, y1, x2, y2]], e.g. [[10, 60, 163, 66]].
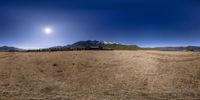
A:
[[0, 46, 22, 52], [155, 46, 200, 51]]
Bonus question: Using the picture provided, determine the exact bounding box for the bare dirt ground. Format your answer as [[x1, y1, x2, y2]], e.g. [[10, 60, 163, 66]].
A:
[[0, 51, 200, 100]]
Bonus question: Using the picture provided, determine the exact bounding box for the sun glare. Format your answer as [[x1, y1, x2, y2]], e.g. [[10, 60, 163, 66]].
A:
[[44, 27, 52, 34]]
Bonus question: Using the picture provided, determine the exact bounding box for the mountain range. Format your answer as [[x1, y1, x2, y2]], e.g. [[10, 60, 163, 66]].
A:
[[0, 40, 200, 52], [155, 46, 200, 51], [0, 46, 22, 52], [45, 40, 139, 51]]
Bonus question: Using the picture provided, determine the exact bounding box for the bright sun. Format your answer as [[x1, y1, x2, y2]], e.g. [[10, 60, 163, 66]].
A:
[[44, 27, 52, 35]]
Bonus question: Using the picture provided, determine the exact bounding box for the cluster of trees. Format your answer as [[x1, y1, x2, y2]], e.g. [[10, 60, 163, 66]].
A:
[[103, 44, 140, 50], [26, 46, 113, 52], [25, 44, 141, 52], [26, 48, 71, 52]]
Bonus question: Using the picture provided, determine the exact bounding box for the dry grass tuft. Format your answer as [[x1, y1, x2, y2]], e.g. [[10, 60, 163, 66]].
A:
[[52, 63, 58, 66]]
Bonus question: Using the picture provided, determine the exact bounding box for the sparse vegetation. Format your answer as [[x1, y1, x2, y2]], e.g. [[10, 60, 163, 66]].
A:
[[53, 63, 58, 66], [103, 44, 140, 50]]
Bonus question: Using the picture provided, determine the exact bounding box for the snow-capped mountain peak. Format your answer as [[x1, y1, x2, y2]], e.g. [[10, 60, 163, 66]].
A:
[[102, 41, 120, 45]]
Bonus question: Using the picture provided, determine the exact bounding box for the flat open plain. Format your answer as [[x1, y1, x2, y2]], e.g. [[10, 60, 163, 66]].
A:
[[0, 51, 200, 100]]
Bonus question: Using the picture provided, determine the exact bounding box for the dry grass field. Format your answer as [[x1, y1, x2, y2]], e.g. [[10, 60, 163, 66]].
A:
[[0, 51, 200, 100]]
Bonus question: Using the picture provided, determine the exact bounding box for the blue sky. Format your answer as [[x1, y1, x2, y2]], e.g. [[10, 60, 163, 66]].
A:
[[0, 0, 200, 49]]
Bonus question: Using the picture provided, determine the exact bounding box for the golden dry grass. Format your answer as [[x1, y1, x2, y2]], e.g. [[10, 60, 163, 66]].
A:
[[0, 51, 200, 100]]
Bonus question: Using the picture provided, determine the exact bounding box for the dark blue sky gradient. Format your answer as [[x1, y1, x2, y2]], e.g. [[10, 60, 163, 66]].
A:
[[0, 0, 200, 49]]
